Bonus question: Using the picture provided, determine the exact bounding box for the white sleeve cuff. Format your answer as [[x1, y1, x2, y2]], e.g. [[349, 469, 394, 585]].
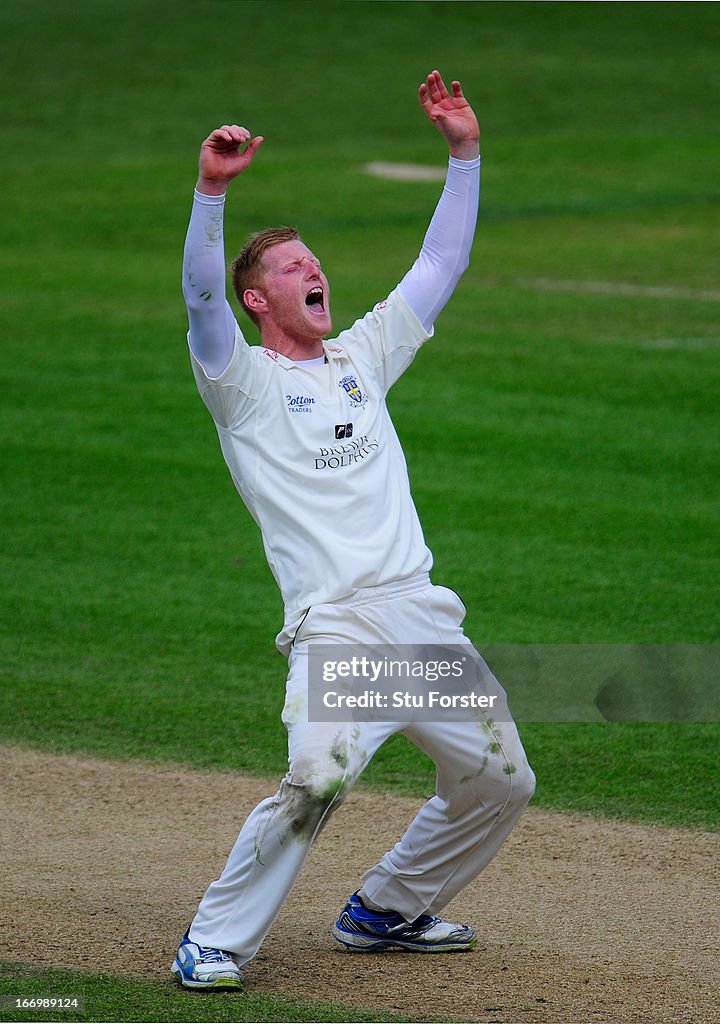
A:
[[448, 154, 481, 171], [193, 189, 227, 205]]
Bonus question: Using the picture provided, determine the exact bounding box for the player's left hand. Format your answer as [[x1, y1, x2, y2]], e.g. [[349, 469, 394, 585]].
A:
[[419, 70, 480, 160]]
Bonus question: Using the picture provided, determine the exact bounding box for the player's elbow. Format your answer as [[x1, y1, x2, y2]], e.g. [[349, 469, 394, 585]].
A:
[[183, 280, 215, 312]]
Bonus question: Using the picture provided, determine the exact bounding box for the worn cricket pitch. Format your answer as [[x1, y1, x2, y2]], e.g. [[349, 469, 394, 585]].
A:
[[2, 745, 717, 1023]]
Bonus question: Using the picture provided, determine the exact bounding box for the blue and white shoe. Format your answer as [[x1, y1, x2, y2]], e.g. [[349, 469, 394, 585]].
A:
[[332, 892, 477, 953], [171, 931, 244, 990]]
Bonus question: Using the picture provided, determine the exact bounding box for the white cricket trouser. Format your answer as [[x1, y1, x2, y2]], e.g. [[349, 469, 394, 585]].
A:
[[189, 574, 535, 965]]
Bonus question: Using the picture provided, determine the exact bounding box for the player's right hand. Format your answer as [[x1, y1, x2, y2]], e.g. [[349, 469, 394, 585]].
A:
[[197, 125, 264, 189]]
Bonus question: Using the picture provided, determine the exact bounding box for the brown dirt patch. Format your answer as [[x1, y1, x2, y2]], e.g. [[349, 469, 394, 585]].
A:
[[1, 745, 717, 1023]]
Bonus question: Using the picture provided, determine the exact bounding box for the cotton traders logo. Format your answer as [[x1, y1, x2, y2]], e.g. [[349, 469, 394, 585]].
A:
[[339, 374, 368, 408], [286, 394, 316, 414]]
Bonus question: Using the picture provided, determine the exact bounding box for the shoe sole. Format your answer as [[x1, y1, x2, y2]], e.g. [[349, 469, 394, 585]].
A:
[[331, 925, 477, 953], [171, 961, 244, 991]]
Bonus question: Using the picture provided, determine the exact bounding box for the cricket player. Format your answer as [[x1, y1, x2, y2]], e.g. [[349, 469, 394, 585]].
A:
[[172, 71, 535, 990]]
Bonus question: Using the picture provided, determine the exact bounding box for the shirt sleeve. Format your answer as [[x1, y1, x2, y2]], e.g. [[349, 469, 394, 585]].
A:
[[189, 322, 264, 430], [397, 155, 480, 332], [182, 189, 240, 379]]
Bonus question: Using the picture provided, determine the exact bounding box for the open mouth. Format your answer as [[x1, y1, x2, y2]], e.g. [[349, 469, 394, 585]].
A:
[[305, 286, 325, 313]]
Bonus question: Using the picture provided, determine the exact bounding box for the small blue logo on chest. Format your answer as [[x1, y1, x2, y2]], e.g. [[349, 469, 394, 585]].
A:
[[339, 374, 368, 408], [286, 394, 316, 413]]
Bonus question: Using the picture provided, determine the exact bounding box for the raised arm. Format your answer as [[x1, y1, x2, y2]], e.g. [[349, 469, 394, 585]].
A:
[[183, 126, 264, 378], [397, 71, 480, 332]]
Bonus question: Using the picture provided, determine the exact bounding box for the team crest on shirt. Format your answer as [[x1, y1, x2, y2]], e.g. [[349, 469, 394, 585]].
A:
[[339, 374, 368, 408]]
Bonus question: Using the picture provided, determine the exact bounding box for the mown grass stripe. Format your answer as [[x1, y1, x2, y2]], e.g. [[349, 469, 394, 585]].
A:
[[0, 962, 422, 1024]]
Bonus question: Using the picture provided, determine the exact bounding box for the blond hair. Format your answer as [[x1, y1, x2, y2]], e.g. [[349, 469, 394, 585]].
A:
[[230, 226, 301, 326]]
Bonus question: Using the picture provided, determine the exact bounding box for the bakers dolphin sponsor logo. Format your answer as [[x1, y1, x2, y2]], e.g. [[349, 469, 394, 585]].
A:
[[339, 374, 368, 408], [286, 394, 316, 413], [314, 434, 379, 470]]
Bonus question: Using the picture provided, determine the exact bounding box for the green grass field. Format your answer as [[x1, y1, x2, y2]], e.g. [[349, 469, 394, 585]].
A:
[[1, 1, 718, 1021]]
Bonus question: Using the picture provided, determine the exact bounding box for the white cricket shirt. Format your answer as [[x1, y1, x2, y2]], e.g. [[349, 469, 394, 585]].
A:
[[190, 289, 434, 641]]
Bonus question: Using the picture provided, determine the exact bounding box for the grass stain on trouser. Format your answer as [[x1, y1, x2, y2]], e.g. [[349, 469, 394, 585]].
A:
[[283, 776, 349, 843]]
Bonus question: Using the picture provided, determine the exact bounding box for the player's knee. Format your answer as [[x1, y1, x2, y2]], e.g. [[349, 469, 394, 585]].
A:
[[312, 773, 348, 808], [509, 760, 536, 808], [283, 747, 351, 825], [488, 754, 535, 808], [452, 754, 534, 818], [280, 775, 346, 841]]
